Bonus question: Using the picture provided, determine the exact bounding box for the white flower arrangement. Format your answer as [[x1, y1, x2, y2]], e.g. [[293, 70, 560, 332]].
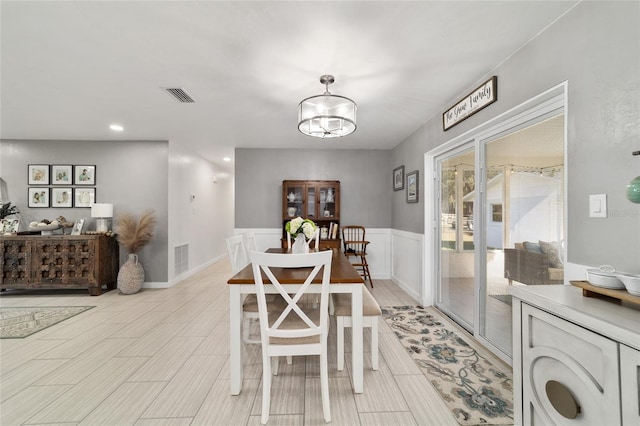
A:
[[285, 216, 317, 240]]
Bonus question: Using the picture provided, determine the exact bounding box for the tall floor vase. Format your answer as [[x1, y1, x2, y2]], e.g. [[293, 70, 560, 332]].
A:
[[118, 253, 144, 294]]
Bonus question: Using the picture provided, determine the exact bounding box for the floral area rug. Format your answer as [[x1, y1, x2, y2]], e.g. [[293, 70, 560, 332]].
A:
[[0, 306, 94, 338], [381, 305, 514, 425]]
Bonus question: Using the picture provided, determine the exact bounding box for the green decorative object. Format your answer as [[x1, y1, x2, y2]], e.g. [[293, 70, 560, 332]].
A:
[[627, 176, 640, 203]]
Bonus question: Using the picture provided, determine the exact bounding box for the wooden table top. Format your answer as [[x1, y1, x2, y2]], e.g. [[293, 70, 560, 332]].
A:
[[227, 248, 364, 285]]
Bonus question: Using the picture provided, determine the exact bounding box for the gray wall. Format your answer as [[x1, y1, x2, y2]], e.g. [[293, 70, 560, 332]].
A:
[[391, 2, 640, 272], [235, 148, 391, 229], [0, 139, 170, 281]]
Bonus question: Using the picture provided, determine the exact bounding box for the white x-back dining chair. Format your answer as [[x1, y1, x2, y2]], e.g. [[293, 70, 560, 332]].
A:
[[250, 250, 333, 424], [242, 231, 257, 259], [226, 234, 248, 275], [286, 228, 322, 309], [226, 235, 284, 345]]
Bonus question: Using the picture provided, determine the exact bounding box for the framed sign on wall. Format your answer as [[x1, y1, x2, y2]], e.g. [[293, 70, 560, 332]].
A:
[[443, 76, 497, 131]]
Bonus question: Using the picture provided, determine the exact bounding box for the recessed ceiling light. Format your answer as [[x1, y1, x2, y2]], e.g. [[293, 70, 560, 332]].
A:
[[110, 124, 124, 131], [223, 157, 231, 162]]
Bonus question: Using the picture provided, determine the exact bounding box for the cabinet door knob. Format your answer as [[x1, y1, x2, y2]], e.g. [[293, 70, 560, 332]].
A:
[[545, 380, 581, 419]]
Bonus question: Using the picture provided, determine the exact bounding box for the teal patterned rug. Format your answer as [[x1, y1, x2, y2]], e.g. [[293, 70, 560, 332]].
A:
[[381, 306, 514, 425], [0, 306, 94, 338]]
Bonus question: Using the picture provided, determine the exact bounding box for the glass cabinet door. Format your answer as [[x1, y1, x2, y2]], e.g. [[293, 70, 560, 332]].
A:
[[284, 183, 304, 219], [306, 186, 316, 219], [317, 183, 338, 219]]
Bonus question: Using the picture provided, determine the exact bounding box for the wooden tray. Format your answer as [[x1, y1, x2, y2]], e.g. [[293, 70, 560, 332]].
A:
[[571, 280, 640, 306]]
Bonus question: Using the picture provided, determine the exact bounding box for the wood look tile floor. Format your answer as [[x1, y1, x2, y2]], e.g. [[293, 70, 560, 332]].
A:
[[0, 260, 466, 426]]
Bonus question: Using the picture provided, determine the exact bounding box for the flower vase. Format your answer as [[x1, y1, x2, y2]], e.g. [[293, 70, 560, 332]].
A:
[[118, 253, 144, 295], [292, 233, 309, 254]]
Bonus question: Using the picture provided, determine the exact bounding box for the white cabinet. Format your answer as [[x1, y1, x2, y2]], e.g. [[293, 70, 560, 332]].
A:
[[510, 285, 640, 425], [620, 344, 640, 425]]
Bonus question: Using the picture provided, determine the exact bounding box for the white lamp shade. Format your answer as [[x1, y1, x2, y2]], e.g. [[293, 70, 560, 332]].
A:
[[298, 94, 356, 138], [91, 203, 113, 218]]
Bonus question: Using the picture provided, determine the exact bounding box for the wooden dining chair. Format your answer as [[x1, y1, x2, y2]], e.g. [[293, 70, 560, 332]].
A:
[[250, 250, 333, 424], [331, 287, 382, 371], [342, 225, 373, 287], [225, 235, 284, 345]]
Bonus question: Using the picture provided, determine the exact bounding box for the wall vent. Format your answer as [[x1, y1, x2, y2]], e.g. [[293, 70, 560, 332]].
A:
[[175, 244, 189, 275], [163, 87, 195, 103]]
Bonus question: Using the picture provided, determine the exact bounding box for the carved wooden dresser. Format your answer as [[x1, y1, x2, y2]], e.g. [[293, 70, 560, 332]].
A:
[[0, 235, 118, 296]]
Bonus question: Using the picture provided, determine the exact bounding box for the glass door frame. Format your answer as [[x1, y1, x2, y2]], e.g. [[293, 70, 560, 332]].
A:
[[424, 82, 568, 365], [433, 141, 476, 333]]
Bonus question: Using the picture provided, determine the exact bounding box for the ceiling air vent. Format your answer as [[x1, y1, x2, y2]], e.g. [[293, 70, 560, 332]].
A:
[[163, 87, 195, 103]]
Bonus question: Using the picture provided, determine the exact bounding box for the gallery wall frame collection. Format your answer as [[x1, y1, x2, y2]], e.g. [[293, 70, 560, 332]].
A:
[[27, 164, 97, 208], [393, 165, 420, 203]]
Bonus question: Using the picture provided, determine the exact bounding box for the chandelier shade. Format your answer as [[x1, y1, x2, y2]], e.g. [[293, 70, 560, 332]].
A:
[[298, 75, 356, 138]]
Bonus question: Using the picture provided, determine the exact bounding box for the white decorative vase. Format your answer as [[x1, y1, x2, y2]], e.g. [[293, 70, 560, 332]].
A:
[[118, 253, 144, 294], [292, 233, 309, 254]]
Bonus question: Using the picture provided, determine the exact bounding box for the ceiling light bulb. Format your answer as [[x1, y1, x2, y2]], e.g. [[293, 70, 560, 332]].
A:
[[223, 157, 231, 162], [110, 124, 124, 131]]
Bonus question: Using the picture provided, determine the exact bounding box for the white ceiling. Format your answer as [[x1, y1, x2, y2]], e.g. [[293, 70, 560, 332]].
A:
[[0, 1, 578, 173]]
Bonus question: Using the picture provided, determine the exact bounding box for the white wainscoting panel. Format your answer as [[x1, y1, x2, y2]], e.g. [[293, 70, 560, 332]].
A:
[[391, 229, 424, 305], [361, 228, 391, 280]]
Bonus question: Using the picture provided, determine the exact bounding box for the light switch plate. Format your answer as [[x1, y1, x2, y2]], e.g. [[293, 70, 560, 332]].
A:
[[589, 194, 607, 218]]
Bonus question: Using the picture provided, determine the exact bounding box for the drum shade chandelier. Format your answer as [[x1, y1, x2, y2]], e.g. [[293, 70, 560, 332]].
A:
[[298, 75, 357, 138]]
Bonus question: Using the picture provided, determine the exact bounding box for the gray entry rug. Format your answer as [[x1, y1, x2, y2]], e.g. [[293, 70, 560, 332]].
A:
[[381, 305, 514, 425], [0, 306, 94, 338]]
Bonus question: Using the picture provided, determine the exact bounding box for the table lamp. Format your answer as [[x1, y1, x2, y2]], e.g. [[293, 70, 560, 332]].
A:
[[91, 203, 113, 233]]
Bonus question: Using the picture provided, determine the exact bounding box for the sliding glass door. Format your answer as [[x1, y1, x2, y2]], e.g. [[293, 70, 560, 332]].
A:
[[435, 145, 476, 331], [432, 105, 566, 361], [478, 114, 565, 355]]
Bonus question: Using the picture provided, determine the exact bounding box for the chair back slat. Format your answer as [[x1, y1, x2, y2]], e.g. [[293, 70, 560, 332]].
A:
[[242, 232, 258, 259], [286, 228, 320, 250], [342, 225, 367, 253], [250, 251, 332, 342], [225, 235, 248, 274]]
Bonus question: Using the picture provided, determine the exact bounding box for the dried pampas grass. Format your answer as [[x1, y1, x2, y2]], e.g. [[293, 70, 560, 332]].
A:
[[114, 209, 157, 253]]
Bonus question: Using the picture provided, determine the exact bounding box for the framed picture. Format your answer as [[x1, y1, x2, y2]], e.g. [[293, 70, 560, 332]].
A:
[[28, 188, 50, 207], [74, 165, 96, 185], [393, 166, 405, 191], [71, 218, 85, 235], [52, 187, 73, 208], [28, 164, 50, 185], [74, 187, 96, 207], [1, 218, 20, 234], [51, 165, 73, 185], [406, 170, 419, 203]]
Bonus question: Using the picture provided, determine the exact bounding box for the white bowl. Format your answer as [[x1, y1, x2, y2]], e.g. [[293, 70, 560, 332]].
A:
[[585, 266, 625, 289], [616, 273, 640, 296], [29, 224, 62, 232]]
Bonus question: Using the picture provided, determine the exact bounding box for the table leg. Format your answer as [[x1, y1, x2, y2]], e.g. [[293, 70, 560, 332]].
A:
[[230, 286, 243, 395], [351, 284, 363, 393]]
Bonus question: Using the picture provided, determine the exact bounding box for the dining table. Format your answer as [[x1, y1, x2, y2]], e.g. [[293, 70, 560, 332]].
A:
[[227, 247, 365, 395]]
